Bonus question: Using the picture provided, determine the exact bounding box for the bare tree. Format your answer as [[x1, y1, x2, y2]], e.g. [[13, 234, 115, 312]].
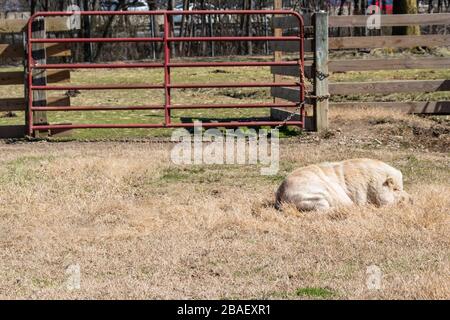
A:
[[92, 0, 141, 61], [394, 0, 421, 35]]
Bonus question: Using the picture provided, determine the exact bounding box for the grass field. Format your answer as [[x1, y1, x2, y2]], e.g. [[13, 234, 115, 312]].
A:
[[1, 53, 450, 139], [0, 55, 449, 299]]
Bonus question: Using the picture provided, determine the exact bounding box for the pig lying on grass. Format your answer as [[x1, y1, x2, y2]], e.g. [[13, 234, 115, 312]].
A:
[[276, 159, 412, 212]]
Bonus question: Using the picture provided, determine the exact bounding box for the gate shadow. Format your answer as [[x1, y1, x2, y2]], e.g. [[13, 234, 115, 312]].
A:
[[179, 116, 271, 133], [178, 116, 300, 137]]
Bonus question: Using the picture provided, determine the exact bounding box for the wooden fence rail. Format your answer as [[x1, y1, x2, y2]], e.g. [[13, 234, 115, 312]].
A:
[[0, 96, 70, 112], [0, 11, 76, 32], [272, 57, 450, 76], [0, 43, 71, 61], [271, 35, 450, 52], [273, 13, 450, 28]]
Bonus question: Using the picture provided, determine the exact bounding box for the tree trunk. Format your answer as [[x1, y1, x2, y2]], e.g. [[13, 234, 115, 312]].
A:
[[246, 0, 253, 55], [393, 0, 420, 35], [338, 0, 346, 15], [146, 0, 158, 59], [178, 0, 189, 55], [82, 0, 92, 62], [238, 0, 246, 55], [168, 0, 175, 55], [93, 0, 129, 62], [200, 0, 207, 56]]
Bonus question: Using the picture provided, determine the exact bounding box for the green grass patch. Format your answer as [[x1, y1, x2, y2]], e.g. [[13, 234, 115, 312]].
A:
[[158, 163, 284, 186], [31, 277, 55, 289], [160, 166, 223, 184], [295, 287, 335, 299], [395, 155, 450, 185], [0, 155, 54, 186]]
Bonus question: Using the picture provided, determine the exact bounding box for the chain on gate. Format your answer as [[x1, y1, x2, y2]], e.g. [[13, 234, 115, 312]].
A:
[[274, 64, 331, 131]]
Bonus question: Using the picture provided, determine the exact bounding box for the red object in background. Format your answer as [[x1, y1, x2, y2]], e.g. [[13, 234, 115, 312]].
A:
[[368, 0, 393, 14]]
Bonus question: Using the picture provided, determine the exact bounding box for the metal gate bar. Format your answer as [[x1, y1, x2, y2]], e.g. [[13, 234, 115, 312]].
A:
[[33, 61, 300, 69], [27, 10, 305, 136], [32, 103, 299, 112]]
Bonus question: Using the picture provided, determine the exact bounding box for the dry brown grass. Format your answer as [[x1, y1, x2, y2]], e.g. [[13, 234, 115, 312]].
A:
[[0, 108, 449, 300]]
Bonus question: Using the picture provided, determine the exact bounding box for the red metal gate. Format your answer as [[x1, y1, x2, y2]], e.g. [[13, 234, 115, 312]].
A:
[[27, 10, 305, 137]]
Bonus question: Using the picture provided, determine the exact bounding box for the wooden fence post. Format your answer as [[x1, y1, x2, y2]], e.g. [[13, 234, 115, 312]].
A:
[[272, 0, 283, 102], [31, 17, 48, 137], [23, 30, 28, 136], [313, 11, 329, 132]]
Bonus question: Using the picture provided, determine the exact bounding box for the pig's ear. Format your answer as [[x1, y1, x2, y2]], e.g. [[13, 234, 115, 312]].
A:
[[383, 177, 395, 189]]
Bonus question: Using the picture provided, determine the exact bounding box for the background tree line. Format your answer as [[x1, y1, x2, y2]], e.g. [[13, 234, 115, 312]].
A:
[[0, 0, 448, 63]]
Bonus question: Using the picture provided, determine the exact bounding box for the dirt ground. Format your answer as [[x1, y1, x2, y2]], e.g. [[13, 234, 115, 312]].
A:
[[0, 107, 448, 299]]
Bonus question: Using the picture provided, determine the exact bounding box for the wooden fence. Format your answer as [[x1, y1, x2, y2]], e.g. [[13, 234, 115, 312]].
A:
[[0, 12, 75, 139], [270, 12, 450, 132]]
